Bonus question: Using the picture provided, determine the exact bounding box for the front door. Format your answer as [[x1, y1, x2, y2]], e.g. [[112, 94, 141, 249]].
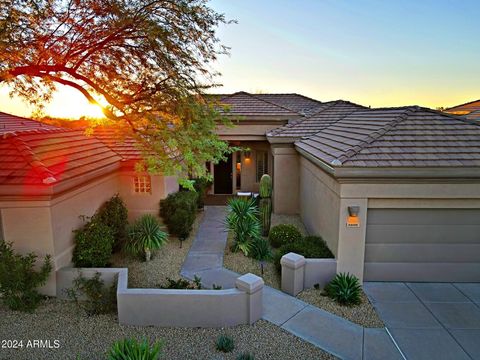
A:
[[214, 154, 233, 194]]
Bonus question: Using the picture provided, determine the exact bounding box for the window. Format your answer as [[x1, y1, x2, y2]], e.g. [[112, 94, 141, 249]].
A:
[[133, 175, 151, 194], [256, 151, 269, 182]]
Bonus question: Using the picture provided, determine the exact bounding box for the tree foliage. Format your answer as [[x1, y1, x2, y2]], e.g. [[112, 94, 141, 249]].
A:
[[0, 0, 235, 183]]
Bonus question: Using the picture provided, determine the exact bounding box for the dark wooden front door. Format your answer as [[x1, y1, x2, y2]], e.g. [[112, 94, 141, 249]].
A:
[[214, 154, 233, 194]]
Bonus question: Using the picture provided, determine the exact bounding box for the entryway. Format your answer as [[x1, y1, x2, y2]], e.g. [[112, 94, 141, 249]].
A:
[[213, 153, 232, 194]]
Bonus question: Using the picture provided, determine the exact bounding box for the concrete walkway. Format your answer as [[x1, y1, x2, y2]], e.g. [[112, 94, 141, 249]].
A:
[[181, 206, 403, 360], [364, 282, 480, 360]]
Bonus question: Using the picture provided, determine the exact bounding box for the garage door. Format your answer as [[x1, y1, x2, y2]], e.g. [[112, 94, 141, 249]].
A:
[[364, 209, 480, 282]]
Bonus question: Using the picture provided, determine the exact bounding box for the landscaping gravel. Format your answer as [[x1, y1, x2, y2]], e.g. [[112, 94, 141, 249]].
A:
[[0, 299, 336, 360], [110, 211, 204, 288], [297, 288, 384, 328]]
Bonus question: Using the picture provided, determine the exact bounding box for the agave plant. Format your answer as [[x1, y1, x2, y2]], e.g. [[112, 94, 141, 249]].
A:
[[224, 197, 261, 256], [126, 215, 168, 261], [250, 237, 272, 275], [324, 273, 362, 306], [107, 338, 162, 360]]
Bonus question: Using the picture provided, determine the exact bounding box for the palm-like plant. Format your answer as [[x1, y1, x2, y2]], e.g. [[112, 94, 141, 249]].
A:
[[250, 238, 272, 275], [126, 215, 168, 261], [225, 197, 261, 256], [107, 338, 162, 360]]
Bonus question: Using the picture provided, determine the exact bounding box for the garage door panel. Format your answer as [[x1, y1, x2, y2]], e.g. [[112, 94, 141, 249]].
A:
[[364, 208, 480, 282], [365, 244, 480, 263], [364, 263, 480, 283], [367, 224, 480, 244], [367, 209, 480, 226]]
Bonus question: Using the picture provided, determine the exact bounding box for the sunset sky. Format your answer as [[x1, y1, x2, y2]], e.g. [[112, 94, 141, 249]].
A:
[[1, 0, 479, 118]]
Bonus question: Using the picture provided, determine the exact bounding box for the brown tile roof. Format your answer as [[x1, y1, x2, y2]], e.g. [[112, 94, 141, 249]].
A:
[[212, 91, 318, 117], [0, 111, 60, 134], [92, 127, 141, 160], [296, 107, 480, 168], [445, 99, 480, 114], [0, 116, 121, 185], [267, 101, 366, 139]]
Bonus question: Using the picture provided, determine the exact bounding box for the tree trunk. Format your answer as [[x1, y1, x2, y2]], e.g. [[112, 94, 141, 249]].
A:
[[145, 248, 152, 261]]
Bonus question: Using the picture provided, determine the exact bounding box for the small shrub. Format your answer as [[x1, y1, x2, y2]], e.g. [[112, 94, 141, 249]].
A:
[[225, 197, 261, 256], [65, 272, 117, 316], [268, 224, 302, 248], [72, 215, 114, 267], [237, 352, 255, 360], [160, 191, 198, 239], [273, 235, 334, 273], [212, 284, 223, 290], [97, 194, 128, 251], [249, 237, 272, 275], [215, 335, 234, 353], [107, 338, 162, 360], [324, 273, 362, 306], [0, 241, 52, 312], [160, 277, 203, 290], [125, 214, 168, 261], [192, 177, 211, 209]]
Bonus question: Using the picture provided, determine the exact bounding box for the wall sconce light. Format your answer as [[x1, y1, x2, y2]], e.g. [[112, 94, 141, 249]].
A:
[[347, 206, 360, 228], [244, 151, 251, 160]]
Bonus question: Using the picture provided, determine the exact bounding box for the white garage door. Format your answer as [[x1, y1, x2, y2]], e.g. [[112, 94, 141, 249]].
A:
[[364, 209, 480, 282]]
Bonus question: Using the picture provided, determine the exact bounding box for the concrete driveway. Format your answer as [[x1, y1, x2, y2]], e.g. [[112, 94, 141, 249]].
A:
[[364, 282, 480, 360]]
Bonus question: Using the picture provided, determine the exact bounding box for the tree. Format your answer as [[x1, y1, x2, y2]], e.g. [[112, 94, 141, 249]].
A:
[[0, 0, 235, 185]]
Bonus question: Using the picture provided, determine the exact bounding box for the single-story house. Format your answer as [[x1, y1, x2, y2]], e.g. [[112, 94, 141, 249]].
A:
[[0, 112, 178, 294], [445, 99, 480, 121], [1, 91, 479, 294]]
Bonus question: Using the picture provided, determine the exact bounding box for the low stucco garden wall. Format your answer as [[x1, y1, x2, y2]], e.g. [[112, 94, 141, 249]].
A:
[[57, 267, 264, 328], [280, 252, 337, 296]]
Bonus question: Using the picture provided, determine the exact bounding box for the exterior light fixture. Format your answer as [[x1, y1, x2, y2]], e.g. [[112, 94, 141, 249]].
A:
[[244, 151, 251, 160], [347, 206, 360, 228]]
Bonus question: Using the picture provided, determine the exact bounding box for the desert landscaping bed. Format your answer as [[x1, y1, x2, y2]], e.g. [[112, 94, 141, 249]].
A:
[[0, 299, 336, 360], [110, 212, 204, 288]]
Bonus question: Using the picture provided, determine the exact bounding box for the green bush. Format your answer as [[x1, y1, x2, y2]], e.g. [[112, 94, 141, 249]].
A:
[[215, 334, 234, 353], [324, 273, 362, 306], [273, 235, 334, 272], [237, 352, 255, 360], [0, 241, 52, 312], [160, 275, 202, 289], [97, 194, 128, 251], [125, 214, 168, 261], [224, 197, 261, 256], [249, 237, 272, 275], [107, 338, 162, 360], [72, 215, 114, 267], [65, 272, 117, 316], [160, 191, 198, 239], [268, 224, 302, 248]]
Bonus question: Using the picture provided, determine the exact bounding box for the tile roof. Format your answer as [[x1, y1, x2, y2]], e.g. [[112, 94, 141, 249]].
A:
[[296, 107, 480, 168], [267, 101, 366, 139], [0, 114, 121, 185], [92, 127, 141, 160], [445, 99, 480, 114], [212, 92, 316, 117], [0, 111, 60, 134]]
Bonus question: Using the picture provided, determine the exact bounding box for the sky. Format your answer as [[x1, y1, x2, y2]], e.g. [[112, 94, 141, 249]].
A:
[[1, 0, 479, 118]]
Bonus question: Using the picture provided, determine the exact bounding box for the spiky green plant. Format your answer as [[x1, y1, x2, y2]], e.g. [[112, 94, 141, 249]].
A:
[[237, 352, 255, 360], [224, 197, 261, 256], [125, 215, 168, 261], [249, 238, 272, 275], [215, 334, 234, 353], [107, 338, 162, 360], [259, 174, 272, 236], [324, 273, 362, 306]]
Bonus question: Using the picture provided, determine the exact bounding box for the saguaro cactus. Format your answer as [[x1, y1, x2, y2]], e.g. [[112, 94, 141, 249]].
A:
[[259, 174, 272, 236]]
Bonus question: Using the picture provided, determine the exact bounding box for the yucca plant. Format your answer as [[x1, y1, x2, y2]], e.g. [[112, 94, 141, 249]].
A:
[[324, 273, 362, 306], [224, 197, 261, 256], [125, 215, 168, 261], [237, 352, 255, 360], [107, 338, 162, 360], [249, 237, 272, 275], [215, 334, 235, 353]]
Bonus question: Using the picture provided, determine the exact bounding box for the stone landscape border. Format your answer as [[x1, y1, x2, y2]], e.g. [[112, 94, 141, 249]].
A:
[[281, 252, 337, 296], [57, 267, 264, 328]]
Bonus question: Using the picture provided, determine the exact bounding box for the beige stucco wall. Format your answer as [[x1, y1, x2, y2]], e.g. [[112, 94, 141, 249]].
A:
[[298, 156, 341, 256], [118, 171, 178, 221], [272, 145, 300, 214]]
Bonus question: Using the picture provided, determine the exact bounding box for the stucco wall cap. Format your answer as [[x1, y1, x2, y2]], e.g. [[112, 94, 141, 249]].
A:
[[235, 273, 264, 294], [280, 252, 306, 269]]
